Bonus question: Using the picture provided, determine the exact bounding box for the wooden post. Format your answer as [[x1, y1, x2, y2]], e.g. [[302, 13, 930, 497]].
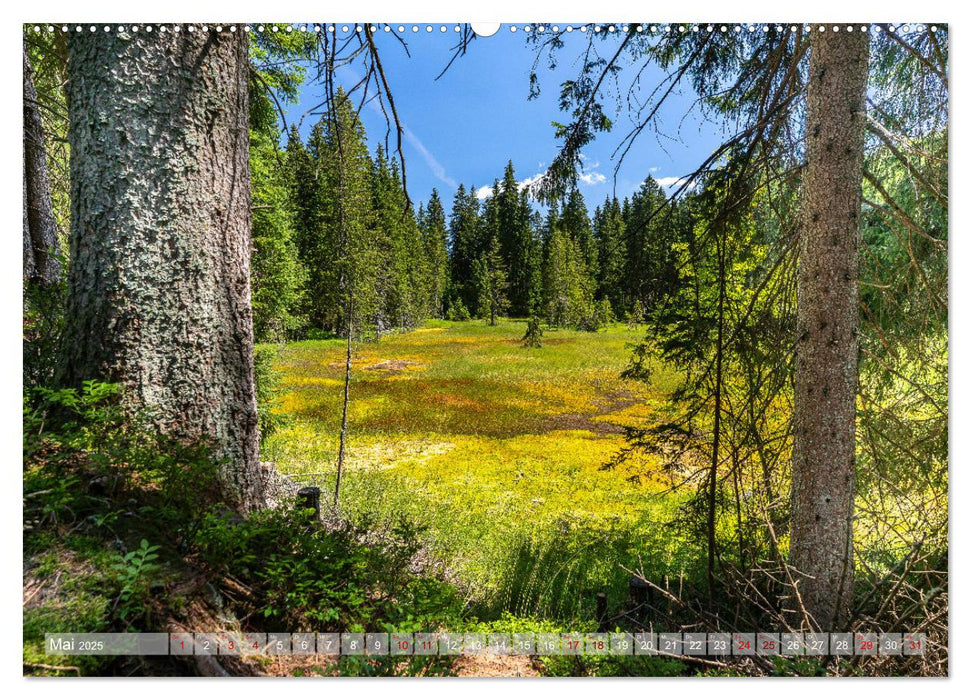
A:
[[297, 486, 321, 519], [596, 591, 608, 632]]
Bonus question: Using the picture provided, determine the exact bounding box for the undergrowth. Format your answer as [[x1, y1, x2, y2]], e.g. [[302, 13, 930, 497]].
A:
[[22, 380, 465, 677]]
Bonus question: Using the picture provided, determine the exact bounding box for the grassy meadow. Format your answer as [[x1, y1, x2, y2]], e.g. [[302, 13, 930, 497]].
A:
[[262, 319, 703, 624]]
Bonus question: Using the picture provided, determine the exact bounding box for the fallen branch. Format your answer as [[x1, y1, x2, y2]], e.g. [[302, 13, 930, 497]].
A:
[[24, 662, 81, 676]]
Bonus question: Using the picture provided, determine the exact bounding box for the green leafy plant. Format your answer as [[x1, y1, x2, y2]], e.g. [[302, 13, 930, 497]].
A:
[[111, 539, 160, 625]]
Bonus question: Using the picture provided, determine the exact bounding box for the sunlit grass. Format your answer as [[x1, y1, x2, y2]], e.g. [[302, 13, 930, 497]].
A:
[[262, 319, 699, 623]]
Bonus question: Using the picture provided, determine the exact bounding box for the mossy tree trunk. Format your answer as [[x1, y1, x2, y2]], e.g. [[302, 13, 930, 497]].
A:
[[61, 26, 264, 509], [23, 41, 61, 286], [790, 28, 869, 631]]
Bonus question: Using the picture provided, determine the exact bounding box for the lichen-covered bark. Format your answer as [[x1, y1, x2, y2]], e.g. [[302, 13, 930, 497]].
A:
[[61, 26, 264, 509], [23, 42, 61, 286], [790, 28, 869, 631]]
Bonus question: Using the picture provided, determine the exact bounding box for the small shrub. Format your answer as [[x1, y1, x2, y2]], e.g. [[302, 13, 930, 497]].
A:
[[446, 299, 471, 322], [578, 299, 615, 332], [626, 299, 646, 329]]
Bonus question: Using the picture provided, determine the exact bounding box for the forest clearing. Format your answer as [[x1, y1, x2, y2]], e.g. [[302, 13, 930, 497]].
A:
[[263, 320, 687, 621]]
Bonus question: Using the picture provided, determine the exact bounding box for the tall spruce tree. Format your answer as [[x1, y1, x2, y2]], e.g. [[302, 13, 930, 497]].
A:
[[23, 42, 61, 288], [623, 176, 672, 311], [421, 189, 449, 317], [296, 120, 342, 331], [248, 55, 308, 344], [542, 226, 595, 329], [495, 162, 537, 316], [593, 196, 627, 314], [372, 147, 417, 332], [474, 234, 509, 326], [789, 28, 869, 631], [561, 188, 598, 281], [448, 184, 482, 316], [476, 179, 502, 318], [250, 129, 307, 342], [60, 26, 264, 508], [321, 89, 379, 338]]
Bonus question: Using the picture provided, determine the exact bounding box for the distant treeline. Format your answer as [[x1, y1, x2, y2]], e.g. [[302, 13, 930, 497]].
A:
[[251, 89, 693, 342]]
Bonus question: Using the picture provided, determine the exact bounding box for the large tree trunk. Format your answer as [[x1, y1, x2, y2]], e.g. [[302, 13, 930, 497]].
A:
[[23, 42, 61, 286], [790, 28, 869, 631], [61, 26, 264, 509]]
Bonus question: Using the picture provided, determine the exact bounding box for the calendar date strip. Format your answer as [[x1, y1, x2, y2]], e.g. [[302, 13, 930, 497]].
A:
[[45, 631, 928, 657]]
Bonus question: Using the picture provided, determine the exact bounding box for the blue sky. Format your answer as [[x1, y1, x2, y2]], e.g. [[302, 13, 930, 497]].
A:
[[284, 26, 730, 215]]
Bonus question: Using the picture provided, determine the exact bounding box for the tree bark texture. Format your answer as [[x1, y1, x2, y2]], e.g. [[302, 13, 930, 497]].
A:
[[790, 28, 869, 631], [61, 26, 263, 509], [23, 42, 61, 286]]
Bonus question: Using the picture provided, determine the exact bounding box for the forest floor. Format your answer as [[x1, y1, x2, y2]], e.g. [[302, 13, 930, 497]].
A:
[[263, 319, 700, 623]]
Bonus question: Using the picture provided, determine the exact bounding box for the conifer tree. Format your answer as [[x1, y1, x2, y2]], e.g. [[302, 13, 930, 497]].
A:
[[542, 227, 595, 329], [250, 128, 307, 341], [372, 147, 424, 332], [295, 120, 343, 331], [561, 188, 598, 281], [495, 162, 537, 316], [316, 89, 378, 337], [247, 53, 309, 343], [61, 26, 264, 508], [421, 189, 449, 317], [790, 28, 869, 630], [448, 184, 482, 316], [623, 176, 673, 311], [285, 126, 318, 263], [474, 234, 509, 326], [395, 156, 430, 328], [476, 178, 503, 316], [593, 196, 627, 315]]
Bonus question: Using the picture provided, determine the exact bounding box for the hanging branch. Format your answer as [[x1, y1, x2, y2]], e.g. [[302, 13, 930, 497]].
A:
[[435, 24, 476, 80], [877, 25, 947, 84], [364, 26, 412, 212], [866, 116, 947, 209]]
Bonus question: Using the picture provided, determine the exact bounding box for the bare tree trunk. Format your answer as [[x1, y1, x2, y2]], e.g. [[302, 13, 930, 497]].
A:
[[334, 297, 352, 508], [790, 28, 869, 631], [23, 42, 61, 286], [707, 233, 726, 599], [60, 26, 264, 510]]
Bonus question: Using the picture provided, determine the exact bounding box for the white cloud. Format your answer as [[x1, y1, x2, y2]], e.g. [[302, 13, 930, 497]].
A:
[[654, 176, 685, 187], [518, 172, 546, 191], [649, 166, 660, 173], [578, 172, 607, 186], [476, 172, 547, 200], [654, 176, 696, 190], [578, 152, 601, 169]]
